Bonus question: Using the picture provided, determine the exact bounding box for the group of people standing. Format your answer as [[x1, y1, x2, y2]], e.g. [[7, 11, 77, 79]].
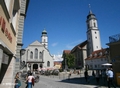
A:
[[84, 68, 116, 88], [14, 70, 35, 88]]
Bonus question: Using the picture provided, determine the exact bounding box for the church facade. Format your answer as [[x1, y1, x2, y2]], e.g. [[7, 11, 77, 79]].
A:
[[22, 30, 54, 71]]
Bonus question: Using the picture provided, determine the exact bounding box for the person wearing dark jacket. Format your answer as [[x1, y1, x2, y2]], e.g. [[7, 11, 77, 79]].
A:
[[84, 70, 88, 82]]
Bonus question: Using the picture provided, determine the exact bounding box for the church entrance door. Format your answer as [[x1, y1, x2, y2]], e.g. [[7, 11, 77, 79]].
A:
[[33, 64, 38, 70]]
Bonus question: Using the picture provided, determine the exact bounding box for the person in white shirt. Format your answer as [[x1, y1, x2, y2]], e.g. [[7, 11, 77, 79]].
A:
[[107, 68, 116, 88], [27, 73, 34, 88]]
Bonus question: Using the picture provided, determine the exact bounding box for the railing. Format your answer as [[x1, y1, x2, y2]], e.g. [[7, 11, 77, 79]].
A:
[[109, 33, 120, 43], [27, 59, 43, 62]]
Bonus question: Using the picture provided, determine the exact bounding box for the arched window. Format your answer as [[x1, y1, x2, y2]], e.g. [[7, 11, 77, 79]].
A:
[[94, 22, 96, 27], [47, 61, 50, 67], [30, 51, 33, 59], [39, 52, 42, 59], [35, 48, 38, 59]]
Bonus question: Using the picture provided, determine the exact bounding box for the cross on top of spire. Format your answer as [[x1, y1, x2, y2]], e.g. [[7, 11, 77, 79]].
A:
[[89, 4, 91, 10], [88, 4, 92, 14]]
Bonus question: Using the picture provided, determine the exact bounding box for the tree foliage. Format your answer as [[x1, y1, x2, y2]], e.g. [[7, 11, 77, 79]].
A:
[[65, 54, 75, 68]]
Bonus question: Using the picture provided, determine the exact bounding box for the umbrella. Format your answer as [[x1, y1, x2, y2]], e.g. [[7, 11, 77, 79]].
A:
[[41, 67, 47, 71], [102, 63, 112, 66]]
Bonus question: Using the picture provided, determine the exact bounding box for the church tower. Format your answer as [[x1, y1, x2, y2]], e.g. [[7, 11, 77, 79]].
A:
[[86, 9, 102, 56], [41, 29, 48, 49]]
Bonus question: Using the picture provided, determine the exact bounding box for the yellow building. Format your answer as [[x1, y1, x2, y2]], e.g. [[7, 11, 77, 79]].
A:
[[107, 33, 120, 86], [0, 0, 20, 88]]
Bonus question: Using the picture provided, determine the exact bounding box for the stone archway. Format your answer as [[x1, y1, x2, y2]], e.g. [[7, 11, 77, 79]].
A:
[[33, 64, 38, 70]]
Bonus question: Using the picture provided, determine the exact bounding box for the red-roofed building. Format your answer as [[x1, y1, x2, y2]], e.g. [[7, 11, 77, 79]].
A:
[[62, 40, 87, 70], [63, 50, 71, 54], [54, 61, 62, 69], [85, 48, 110, 70], [62, 50, 71, 69]]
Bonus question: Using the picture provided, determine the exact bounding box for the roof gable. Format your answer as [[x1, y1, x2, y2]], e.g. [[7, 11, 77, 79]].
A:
[[71, 40, 87, 52], [29, 40, 43, 46], [63, 50, 71, 54]]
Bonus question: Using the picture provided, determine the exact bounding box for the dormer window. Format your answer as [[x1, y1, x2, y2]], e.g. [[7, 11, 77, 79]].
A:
[[90, 54, 92, 57], [94, 53, 97, 57], [105, 51, 108, 55], [99, 52, 102, 56]]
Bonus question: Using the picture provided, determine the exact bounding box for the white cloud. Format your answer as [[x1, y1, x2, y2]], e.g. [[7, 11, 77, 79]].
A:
[[53, 54, 63, 61], [51, 42, 58, 47]]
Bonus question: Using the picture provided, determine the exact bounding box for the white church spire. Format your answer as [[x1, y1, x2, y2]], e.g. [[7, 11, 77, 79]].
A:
[[86, 5, 102, 56], [41, 28, 48, 49]]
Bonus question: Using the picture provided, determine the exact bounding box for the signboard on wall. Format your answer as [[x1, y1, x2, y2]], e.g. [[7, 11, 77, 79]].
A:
[[2, 53, 9, 64]]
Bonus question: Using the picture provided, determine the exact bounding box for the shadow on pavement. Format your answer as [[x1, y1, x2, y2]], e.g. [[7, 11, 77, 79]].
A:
[[57, 76, 109, 87]]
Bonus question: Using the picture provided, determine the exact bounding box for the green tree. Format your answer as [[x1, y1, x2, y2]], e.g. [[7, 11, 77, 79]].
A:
[[66, 54, 75, 68]]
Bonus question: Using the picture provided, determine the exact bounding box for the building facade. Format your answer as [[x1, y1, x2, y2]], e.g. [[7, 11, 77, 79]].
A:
[[15, 0, 29, 73], [107, 33, 120, 86], [85, 48, 110, 70], [62, 40, 87, 70], [22, 30, 54, 71], [71, 40, 87, 69], [0, 0, 20, 88]]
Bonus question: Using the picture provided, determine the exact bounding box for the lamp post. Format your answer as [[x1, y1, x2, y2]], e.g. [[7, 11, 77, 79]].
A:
[[65, 58, 68, 70], [20, 49, 26, 69]]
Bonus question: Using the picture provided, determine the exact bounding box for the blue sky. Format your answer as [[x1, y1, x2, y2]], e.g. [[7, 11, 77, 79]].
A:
[[23, 0, 120, 55]]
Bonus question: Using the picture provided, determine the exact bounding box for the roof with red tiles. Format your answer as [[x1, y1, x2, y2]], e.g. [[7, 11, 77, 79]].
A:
[[63, 50, 71, 54], [85, 48, 109, 60]]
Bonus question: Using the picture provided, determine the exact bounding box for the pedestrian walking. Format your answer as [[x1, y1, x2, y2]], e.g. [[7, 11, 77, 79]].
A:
[[14, 72, 21, 88], [26, 73, 35, 88], [68, 71, 71, 80], [25, 74, 28, 88], [32, 69, 36, 77], [84, 70, 88, 83], [101, 69, 107, 84], [95, 70, 100, 84], [92, 70, 95, 77], [107, 68, 116, 88]]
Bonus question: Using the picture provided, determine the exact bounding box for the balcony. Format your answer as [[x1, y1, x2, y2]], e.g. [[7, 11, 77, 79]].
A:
[[109, 33, 120, 43], [27, 59, 43, 63]]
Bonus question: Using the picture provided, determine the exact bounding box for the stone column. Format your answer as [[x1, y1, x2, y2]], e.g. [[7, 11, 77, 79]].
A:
[[31, 63, 33, 71], [37, 63, 39, 70], [27, 63, 29, 71]]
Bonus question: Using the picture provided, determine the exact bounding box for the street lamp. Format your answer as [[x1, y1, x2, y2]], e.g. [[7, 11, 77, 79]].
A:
[[65, 58, 68, 70], [20, 49, 26, 69]]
